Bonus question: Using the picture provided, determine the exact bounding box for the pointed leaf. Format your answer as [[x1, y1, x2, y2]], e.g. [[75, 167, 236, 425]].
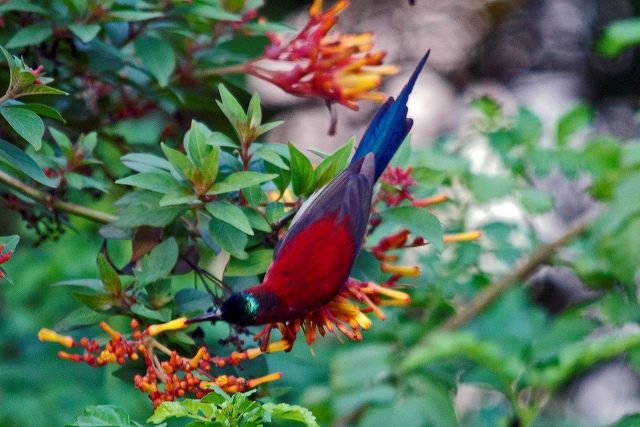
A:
[[0, 106, 44, 149], [207, 171, 277, 195], [97, 253, 122, 295], [134, 238, 179, 287], [288, 142, 314, 197], [11, 103, 65, 122], [247, 92, 262, 128], [161, 142, 196, 182], [186, 120, 211, 167], [73, 292, 114, 312], [116, 172, 180, 193], [68, 23, 101, 43], [217, 84, 247, 124], [17, 85, 67, 97]]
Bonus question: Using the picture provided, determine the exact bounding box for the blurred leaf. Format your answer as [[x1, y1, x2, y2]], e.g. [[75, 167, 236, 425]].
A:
[[18, 84, 67, 97], [261, 402, 319, 427], [121, 153, 172, 173], [0, 234, 19, 253], [595, 18, 640, 57], [469, 174, 514, 203], [67, 404, 145, 427], [557, 103, 593, 147], [289, 142, 314, 197], [135, 35, 175, 87], [130, 303, 167, 322], [68, 23, 101, 43], [225, 249, 273, 277], [206, 201, 254, 235], [518, 189, 554, 214], [55, 306, 106, 331], [175, 288, 213, 314], [208, 171, 277, 195], [381, 206, 444, 251], [108, 10, 164, 20], [115, 192, 187, 227], [73, 291, 114, 312], [209, 217, 248, 259], [12, 103, 65, 122], [0, 138, 56, 186], [0, 105, 44, 149], [6, 24, 53, 49]]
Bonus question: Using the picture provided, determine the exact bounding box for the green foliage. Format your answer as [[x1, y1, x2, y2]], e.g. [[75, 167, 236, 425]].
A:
[[147, 389, 319, 427]]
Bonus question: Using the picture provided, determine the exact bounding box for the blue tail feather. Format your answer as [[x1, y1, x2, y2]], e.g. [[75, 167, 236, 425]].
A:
[[351, 50, 430, 180]]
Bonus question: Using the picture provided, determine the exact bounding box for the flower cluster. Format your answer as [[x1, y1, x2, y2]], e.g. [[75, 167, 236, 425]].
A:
[[0, 244, 12, 279], [38, 319, 282, 408], [245, 0, 398, 110]]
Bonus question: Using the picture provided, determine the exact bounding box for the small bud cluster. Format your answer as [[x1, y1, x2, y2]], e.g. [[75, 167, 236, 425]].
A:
[[38, 318, 282, 408], [379, 166, 417, 206], [0, 244, 13, 278]]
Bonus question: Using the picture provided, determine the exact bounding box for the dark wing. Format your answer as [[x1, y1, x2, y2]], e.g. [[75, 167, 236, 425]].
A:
[[273, 153, 376, 260]]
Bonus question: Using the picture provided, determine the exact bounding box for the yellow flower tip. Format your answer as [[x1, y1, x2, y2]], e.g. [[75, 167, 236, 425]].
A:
[[38, 328, 74, 348], [146, 317, 188, 336], [354, 312, 372, 329], [248, 372, 283, 388], [368, 282, 411, 304], [308, 0, 323, 16], [412, 194, 448, 207], [100, 321, 122, 340], [188, 347, 206, 369], [265, 339, 293, 354], [443, 231, 482, 244], [380, 263, 420, 277], [245, 348, 262, 360]]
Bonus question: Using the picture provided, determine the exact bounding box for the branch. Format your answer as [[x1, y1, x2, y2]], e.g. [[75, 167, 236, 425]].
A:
[[439, 212, 595, 331], [0, 169, 118, 224]]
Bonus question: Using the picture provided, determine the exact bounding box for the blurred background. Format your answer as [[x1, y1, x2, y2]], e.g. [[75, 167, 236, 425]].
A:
[[2, 0, 640, 426]]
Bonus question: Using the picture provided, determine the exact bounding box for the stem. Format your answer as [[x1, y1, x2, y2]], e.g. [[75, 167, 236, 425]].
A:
[[439, 212, 595, 331], [0, 169, 117, 224]]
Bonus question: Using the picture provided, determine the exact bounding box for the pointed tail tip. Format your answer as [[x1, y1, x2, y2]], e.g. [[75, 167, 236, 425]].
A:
[[402, 49, 431, 96]]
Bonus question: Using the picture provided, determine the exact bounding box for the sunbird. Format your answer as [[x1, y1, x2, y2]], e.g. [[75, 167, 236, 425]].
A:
[[188, 51, 430, 327]]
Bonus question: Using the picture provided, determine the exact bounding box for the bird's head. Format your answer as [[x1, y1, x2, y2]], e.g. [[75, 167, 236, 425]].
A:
[[185, 291, 280, 327]]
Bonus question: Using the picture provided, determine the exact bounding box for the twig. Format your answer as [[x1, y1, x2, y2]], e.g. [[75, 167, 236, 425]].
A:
[[439, 212, 595, 331], [0, 169, 117, 224]]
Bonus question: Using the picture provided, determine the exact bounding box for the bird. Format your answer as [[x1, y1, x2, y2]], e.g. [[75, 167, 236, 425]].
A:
[[186, 51, 430, 328]]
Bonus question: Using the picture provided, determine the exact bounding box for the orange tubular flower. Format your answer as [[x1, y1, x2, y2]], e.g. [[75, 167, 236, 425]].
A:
[[247, 0, 398, 109]]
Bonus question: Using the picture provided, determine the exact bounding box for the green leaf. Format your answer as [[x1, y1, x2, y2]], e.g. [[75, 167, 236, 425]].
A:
[[256, 120, 283, 135], [261, 403, 319, 427], [595, 18, 640, 57], [556, 103, 593, 147], [134, 35, 176, 87], [134, 238, 179, 287], [381, 206, 444, 251], [18, 84, 67, 97], [73, 291, 114, 312], [255, 146, 289, 170], [217, 84, 247, 125], [247, 92, 262, 129], [116, 172, 181, 193], [186, 120, 211, 167], [209, 217, 248, 260], [97, 253, 122, 296], [108, 10, 164, 21], [174, 288, 213, 314], [121, 153, 172, 173], [240, 207, 272, 232], [6, 24, 53, 49], [225, 249, 273, 277], [288, 142, 314, 197], [11, 103, 65, 122], [115, 191, 186, 227], [199, 146, 219, 189], [147, 401, 191, 424], [68, 404, 142, 427], [469, 174, 514, 203], [130, 303, 167, 322], [0, 235, 19, 253], [206, 201, 254, 235], [0, 138, 56, 186], [518, 188, 554, 214], [208, 171, 277, 195], [182, 4, 241, 21], [68, 23, 101, 43], [159, 186, 198, 206], [54, 306, 106, 331], [314, 138, 353, 189], [161, 142, 196, 182], [0, 105, 44, 149], [0, 45, 15, 69]]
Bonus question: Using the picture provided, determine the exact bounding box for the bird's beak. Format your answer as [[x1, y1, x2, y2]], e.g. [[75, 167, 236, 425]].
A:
[[185, 308, 223, 324]]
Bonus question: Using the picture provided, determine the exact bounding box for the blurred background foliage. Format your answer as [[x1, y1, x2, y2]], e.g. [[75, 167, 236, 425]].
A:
[[2, 1, 640, 427]]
